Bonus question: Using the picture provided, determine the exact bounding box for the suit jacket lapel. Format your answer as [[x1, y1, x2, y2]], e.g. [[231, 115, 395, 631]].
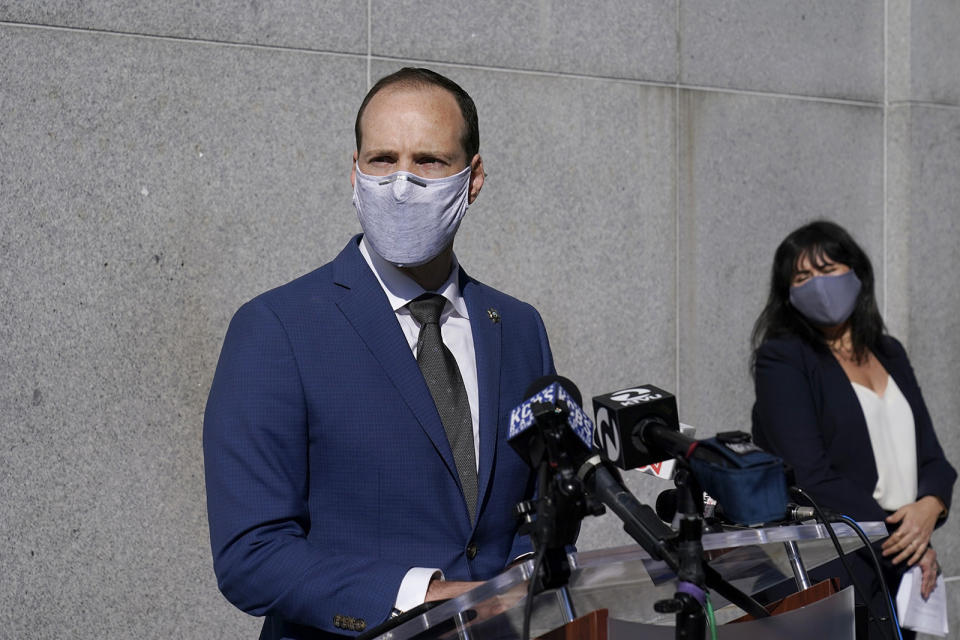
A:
[[332, 238, 461, 483], [817, 346, 878, 484], [462, 273, 502, 519]]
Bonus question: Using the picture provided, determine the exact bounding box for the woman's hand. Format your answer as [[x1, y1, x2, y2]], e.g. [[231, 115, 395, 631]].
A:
[[917, 547, 940, 600], [882, 495, 945, 565]]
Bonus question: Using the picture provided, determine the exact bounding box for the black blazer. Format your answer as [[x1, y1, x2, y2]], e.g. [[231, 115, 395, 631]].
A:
[[752, 335, 955, 522]]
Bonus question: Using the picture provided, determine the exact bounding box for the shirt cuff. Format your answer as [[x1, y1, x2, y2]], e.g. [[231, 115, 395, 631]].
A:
[[394, 567, 443, 615]]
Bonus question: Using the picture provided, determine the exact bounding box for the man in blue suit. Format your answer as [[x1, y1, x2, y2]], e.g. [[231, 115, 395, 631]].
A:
[[203, 68, 555, 638]]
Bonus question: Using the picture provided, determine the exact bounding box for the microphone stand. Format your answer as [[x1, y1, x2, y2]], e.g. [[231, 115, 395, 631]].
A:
[[514, 400, 604, 632], [654, 467, 707, 640], [577, 454, 771, 634], [515, 459, 589, 592]]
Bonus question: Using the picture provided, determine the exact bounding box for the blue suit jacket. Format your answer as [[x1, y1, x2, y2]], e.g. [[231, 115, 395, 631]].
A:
[[752, 335, 955, 522], [203, 236, 555, 638]]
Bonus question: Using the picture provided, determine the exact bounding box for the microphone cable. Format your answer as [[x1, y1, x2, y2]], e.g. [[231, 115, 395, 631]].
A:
[[521, 461, 549, 640], [839, 515, 903, 640], [704, 591, 718, 640], [791, 487, 901, 640], [521, 543, 547, 640]]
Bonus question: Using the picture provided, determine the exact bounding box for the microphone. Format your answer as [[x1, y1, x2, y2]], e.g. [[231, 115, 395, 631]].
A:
[[655, 488, 680, 523], [592, 385, 681, 469], [717, 503, 820, 524], [576, 453, 678, 562], [593, 384, 789, 526], [507, 376, 596, 590], [593, 385, 731, 470], [657, 489, 820, 525], [517, 381, 771, 620], [508, 377, 678, 563], [785, 504, 817, 521], [507, 376, 594, 469]]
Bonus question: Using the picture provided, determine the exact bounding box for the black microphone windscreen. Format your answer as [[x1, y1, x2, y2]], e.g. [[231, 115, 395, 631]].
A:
[[655, 489, 677, 523], [592, 384, 680, 469], [509, 376, 594, 470]]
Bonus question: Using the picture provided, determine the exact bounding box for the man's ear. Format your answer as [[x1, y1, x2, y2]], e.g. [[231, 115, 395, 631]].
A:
[[468, 154, 484, 204], [350, 150, 358, 188]]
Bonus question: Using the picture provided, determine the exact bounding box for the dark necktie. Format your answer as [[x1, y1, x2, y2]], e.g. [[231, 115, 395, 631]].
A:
[[407, 294, 478, 522]]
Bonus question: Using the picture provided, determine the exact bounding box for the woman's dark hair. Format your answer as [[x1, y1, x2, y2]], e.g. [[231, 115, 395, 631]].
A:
[[751, 219, 885, 364]]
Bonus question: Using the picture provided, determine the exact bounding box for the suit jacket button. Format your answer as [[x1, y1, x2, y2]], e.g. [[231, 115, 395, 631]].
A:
[[466, 543, 479, 560]]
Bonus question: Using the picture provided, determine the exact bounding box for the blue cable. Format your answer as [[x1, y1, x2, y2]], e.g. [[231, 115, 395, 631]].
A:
[[840, 515, 904, 640]]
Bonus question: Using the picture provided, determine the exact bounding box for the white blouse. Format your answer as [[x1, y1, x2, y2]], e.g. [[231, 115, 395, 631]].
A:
[[851, 375, 918, 511]]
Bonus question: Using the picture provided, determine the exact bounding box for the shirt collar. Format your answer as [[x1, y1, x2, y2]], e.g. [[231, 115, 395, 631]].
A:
[[359, 236, 469, 319]]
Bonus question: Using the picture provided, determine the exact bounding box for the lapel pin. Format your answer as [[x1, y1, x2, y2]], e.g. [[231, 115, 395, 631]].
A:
[[487, 308, 500, 323]]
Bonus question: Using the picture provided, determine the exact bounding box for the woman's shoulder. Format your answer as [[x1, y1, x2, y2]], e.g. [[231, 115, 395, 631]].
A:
[[876, 333, 905, 354], [875, 334, 910, 367]]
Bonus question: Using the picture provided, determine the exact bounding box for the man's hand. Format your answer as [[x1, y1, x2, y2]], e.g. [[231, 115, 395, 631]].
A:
[[423, 579, 526, 622], [917, 547, 940, 600], [424, 579, 481, 602], [882, 495, 944, 565]]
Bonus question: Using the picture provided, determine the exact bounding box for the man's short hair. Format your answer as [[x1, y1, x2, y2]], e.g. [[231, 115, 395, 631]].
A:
[[354, 67, 480, 159]]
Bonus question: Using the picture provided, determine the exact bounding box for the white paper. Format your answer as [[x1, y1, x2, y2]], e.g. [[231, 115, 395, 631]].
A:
[[895, 564, 948, 636]]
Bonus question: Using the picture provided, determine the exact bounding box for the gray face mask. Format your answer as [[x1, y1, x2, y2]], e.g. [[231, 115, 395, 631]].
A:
[[352, 165, 471, 268], [789, 270, 862, 327]]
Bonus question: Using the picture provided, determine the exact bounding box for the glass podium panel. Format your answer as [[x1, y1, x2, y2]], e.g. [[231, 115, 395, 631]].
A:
[[367, 521, 885, 640], [605, 587, 856, 640]]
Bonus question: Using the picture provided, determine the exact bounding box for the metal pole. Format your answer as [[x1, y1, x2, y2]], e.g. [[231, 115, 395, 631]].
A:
[[784, 540, 812, 591]]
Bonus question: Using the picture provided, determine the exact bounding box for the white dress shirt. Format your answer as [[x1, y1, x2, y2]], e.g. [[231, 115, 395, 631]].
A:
[[358, 237, 479, 614]]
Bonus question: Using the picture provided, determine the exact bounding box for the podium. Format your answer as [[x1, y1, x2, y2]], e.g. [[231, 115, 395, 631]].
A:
[[363, 521, 886, 639]]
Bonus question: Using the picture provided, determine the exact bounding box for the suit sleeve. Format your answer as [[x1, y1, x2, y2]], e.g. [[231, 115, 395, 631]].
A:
[[884, 338, 956, 520], [203, 299, 407, 633], [752, 339, 887, 521]]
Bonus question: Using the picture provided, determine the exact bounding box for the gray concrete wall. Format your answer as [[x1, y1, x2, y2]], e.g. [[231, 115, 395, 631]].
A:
[[2, 2, 957, 637]]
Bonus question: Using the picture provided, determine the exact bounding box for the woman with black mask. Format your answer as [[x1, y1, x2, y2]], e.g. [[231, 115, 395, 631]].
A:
[[750, 220, 955, 639]]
